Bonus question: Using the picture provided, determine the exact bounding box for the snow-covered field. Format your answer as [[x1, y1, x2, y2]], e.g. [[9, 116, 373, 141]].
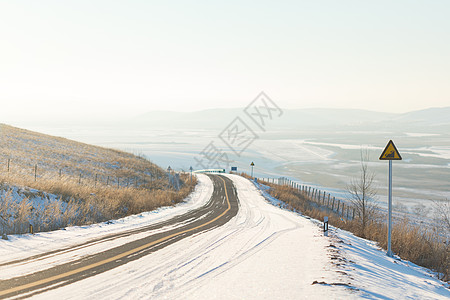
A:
[[1, 174, 449, 299]]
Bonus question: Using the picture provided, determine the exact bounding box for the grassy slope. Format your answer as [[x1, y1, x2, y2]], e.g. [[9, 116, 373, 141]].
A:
[[0, 124, 165, 181], [0, 124, 195, 235]]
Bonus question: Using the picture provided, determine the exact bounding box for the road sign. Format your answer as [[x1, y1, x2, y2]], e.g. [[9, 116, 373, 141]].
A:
[[231, 167, 237, 171], [379, 140, 402, 257], [379, 140, 402, 160]]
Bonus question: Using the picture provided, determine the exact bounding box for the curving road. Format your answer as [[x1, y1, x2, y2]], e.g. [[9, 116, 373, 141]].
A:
[[0, 175, 239, 299]]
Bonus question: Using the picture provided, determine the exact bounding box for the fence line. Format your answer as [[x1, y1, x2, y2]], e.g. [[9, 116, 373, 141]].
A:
[[258, 177, 355, 221], [1, 158, 182, 191], [1, 159, 188, 236]]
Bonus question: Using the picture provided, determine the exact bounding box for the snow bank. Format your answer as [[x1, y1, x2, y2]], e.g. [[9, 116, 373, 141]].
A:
[[334, 229, 450, 299]]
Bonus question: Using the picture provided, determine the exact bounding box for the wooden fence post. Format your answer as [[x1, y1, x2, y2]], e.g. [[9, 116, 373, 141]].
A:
[[332, 197, 335, 210], [7, 158, 10, 172], [34, 165, 37, 182]]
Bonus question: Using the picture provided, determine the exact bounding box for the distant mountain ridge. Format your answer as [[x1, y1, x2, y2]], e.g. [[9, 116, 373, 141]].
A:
[[130, 106, 450, 131]]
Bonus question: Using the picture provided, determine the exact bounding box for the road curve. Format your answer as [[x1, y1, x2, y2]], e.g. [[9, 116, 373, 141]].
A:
[[0, 175, 239, 299]]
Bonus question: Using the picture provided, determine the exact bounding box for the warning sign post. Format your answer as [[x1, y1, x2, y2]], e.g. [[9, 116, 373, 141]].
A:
[[379, 140, 402, 257]]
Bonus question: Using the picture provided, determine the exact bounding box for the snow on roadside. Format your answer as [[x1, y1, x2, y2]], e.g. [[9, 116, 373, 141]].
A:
[[254, 179, 450, 299], [0, 174, 213, 268], [333, 228, 450, 299]]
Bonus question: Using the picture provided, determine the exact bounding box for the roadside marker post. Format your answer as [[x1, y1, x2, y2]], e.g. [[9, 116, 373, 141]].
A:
[[167, 166, 172, 188], [324, 216, 329, 237], [250, 161, 255, 178], [379, 140, 402, 257], [189, 166, 193, 184]]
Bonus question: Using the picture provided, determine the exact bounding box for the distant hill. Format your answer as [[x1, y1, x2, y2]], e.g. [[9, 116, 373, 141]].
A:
[[393, 107, 450, 125], [7, 106, 449, 134], [129, 107, 449, 132], [128, 108, 244, 129]]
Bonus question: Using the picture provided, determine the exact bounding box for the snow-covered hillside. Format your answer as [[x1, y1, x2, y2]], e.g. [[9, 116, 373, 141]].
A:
[[1, 174, 448, 299]]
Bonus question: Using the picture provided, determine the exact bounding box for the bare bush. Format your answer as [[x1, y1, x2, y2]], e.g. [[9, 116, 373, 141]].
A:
[[347, 149, 379, 238]]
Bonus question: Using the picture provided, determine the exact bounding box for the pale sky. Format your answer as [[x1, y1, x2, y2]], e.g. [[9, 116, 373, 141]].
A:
[[1, 0, 449, 122]]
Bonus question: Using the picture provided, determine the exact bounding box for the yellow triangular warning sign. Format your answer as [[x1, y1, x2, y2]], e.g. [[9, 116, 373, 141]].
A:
[[379, 140, 402, 160]]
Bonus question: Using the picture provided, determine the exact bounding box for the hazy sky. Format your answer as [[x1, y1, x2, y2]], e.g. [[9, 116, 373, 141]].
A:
[[1, 0, 449, 121]]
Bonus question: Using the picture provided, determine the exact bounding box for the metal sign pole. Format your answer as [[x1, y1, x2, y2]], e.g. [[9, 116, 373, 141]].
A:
[[387, 160, 393, 257], [379, 139, 401, 258]]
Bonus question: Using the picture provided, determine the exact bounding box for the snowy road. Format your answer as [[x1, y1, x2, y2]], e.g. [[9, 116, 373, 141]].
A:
[[10, 174, 347, 299], [1, 174, 448, 299]]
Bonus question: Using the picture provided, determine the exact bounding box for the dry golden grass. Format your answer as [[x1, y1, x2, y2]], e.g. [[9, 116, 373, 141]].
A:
[[0, 124, 197, 236], [0, 124, 165, 182], [257, 177, 449, 282]]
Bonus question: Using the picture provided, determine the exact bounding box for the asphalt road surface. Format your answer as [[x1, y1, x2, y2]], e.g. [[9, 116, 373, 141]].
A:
[[0, 175, 239, 299]]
